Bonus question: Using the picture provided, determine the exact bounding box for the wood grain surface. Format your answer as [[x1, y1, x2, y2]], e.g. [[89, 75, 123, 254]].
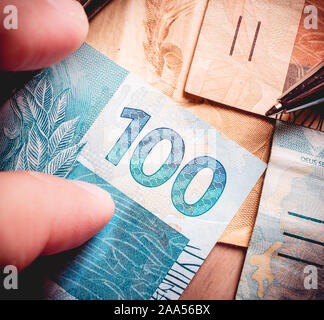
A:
[[180, 243, 247, 300]]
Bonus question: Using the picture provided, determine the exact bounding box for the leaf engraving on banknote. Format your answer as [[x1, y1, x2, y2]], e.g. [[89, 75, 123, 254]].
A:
[[0, 72, 83, 176]]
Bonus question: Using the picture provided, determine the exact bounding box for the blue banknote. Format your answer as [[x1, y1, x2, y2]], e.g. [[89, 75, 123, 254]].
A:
[[0, 43, 266, 299], [236, 121, 324, 300]]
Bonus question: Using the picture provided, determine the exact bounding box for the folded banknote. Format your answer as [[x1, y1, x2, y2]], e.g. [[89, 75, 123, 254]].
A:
[[236, 121, 324, 300], [0, 44, 266, 299]]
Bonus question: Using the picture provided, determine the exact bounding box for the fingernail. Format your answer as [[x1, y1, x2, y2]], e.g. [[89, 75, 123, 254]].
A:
[[45, 0, 88, 21], [71, 180, 113, 203]]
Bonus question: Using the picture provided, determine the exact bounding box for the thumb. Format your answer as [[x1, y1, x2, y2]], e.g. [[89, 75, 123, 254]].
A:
[[0, 171, 114, 271], [0, 0, 89, 71]]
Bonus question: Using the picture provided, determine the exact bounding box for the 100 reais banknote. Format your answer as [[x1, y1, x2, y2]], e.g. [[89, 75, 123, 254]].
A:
[[0, 44, 266, 299]]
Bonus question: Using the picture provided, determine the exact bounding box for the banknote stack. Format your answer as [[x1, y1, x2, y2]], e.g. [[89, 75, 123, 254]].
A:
[[0, 44, 266, 299], [237, 121, 324, 300], [185, 0, 324, 300], [1, 0, 322, 300]]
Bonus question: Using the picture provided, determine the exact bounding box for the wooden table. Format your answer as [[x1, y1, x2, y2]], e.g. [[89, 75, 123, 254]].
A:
[[180, 244, 247, 299]]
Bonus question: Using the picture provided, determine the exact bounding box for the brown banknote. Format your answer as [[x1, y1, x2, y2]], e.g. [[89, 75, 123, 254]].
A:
[[186, 0, 324, 132]]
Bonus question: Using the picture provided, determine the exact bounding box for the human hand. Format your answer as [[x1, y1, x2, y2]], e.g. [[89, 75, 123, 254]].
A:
[[0, 0, 115, 271]]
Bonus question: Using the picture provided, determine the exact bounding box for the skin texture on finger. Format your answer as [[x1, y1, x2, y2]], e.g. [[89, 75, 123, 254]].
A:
[[0, 171, 114, 270], [0, 0, 89, 71]]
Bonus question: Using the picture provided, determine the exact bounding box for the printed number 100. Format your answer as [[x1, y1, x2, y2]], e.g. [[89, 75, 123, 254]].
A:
[[106, 107, 226, 217]]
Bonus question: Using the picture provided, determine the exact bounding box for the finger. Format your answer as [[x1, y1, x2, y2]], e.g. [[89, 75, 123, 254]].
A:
[[0, 171, 114, 271], [0, 0, 89, 71]]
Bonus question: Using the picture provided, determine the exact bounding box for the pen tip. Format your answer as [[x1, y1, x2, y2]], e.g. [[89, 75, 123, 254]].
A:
[[265, 107, 276, 116], [265, 103, 283, 117]]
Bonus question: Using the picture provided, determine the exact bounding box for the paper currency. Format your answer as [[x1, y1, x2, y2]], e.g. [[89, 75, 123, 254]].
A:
[[86, 0, 274, 248], [185, 0, 305, 114], [186, 0, 324, 132], [0, 44, 266, 299], [236, 121, 324, 300]]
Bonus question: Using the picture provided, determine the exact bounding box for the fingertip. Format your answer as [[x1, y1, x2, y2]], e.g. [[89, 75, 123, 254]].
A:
[[34, 173, 116, 256], [0, 171, 115, 270], [70, 179, 115, 226], [43, 178, 116, 256], [0, 0, 89, 71]]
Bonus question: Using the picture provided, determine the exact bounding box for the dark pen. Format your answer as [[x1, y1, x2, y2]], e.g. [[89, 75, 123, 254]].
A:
[[0, 0, 112, 106], [78, 0, 112, 21], [265, 60, 324, 117]]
